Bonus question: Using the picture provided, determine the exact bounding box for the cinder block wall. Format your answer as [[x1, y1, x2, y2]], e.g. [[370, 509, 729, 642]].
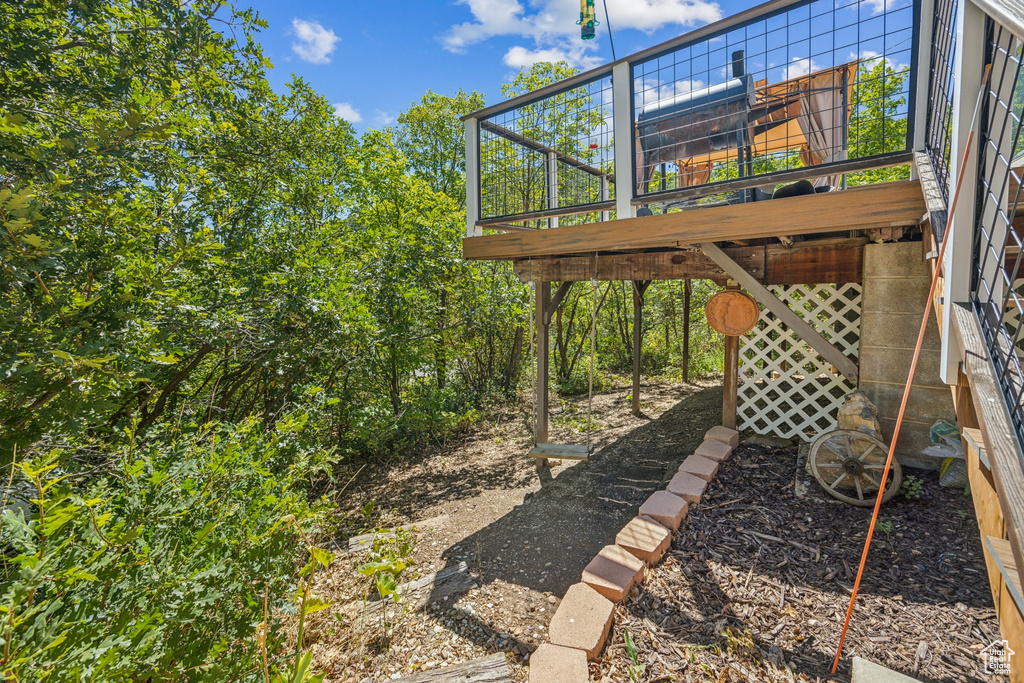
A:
[[858, 242, 956, 470]]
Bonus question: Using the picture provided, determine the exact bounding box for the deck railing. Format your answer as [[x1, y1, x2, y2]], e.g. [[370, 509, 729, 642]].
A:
[[464, 0, 922, 233], [971, 4, 1024, 452], [476, 71, 615, 226], [924, 0, 959, 204]]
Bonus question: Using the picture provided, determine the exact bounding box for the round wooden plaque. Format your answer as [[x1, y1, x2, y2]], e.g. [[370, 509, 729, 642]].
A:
[[705, 290, 759, 336]]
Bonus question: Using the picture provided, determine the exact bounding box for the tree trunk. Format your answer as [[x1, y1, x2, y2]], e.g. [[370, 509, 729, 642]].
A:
[[504, 325, 524, 395]]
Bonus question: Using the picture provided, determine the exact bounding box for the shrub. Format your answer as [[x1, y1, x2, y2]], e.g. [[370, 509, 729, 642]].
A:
[[0, 415, 334, 681]]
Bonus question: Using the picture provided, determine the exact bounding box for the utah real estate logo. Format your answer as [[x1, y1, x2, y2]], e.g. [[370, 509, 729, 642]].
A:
[[981, 639, 1014, 675]]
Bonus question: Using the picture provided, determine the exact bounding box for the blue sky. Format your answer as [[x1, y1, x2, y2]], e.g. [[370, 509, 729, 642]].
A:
[[242, 0, 751, 130]]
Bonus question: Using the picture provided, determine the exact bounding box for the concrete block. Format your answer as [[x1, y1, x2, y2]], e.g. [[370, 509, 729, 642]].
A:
[[639, 490, 688, 531], [547, 583, 614, 660], [615, 515, 671, 564], [694, 439, 733, 462], [581, 544, 644, 602], [861, 275, 931, 314], [704, 425, 739, 447], [666, 470, 709, 504], [860, 311, 942, 350], [862, 242, 929, 279], [877, 416, 946, 470], [851, 656, 921, 682], [529, 643, 589, 683], [859, 347, 944, 386], [679, 454, 719, 482], [861, 382, 955, 425]]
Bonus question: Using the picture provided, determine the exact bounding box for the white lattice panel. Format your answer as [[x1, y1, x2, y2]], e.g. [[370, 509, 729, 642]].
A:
[[738, 283, 861, 441]]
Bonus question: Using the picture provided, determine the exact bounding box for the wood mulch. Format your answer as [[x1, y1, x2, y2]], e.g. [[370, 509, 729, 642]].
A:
[[596, 440, 1003, 682], [299, 380, 722, 682]]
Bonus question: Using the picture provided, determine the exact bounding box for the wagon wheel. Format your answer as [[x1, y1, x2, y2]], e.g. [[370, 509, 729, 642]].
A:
[[809, 429, 903, 507]]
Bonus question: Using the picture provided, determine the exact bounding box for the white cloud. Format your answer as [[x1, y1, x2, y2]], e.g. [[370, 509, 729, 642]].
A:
[[837, 0, 910, 15], [782, 57, 824, 79], [849, 49, 909, 73], [503, 45, 602, 70], [332, 102, 362, 123], [374, 111, 396, 126], [291, 19, 340, 64], [443, 0, 721, 70]]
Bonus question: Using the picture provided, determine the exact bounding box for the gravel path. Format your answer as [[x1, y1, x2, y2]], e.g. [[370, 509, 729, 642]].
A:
[[304, 379, 721, 681]]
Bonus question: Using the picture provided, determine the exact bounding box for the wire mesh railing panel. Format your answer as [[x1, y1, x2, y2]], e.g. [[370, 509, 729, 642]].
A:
[[972, 17, 1024, 450], [632, 0, 915, 203], [925, 0, 958, 203], [478, 73, 614, 223]]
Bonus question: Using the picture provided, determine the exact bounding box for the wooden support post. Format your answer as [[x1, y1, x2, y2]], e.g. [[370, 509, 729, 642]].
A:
[[535, 282, 550, 468], [633, 283, 642, 416], [464, 117, 480, 238], [683, 279, 691, 384], [723, 282, 739, 430], [632, 281, 651, 416]]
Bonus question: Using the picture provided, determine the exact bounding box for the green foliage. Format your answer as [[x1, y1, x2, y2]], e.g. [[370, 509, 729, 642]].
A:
[[397, 90, 485, 205], [623, 628, 646, 681], [847, 58, 911, 185], [901, 474, 924, 499], [271, 652, 325, 683], [0, 0, 725, 672], [357, 527, 416, 603], [546, 278, 723, 385], [0, 417, 332, 681]]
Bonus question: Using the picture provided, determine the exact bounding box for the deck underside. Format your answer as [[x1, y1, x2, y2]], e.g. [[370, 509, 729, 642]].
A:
[[463, 180, 925, 263]]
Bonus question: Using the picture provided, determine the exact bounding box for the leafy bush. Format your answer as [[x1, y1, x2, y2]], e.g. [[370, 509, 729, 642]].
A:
[[555, 366, 610, 397], [0, 416, 334, 681]]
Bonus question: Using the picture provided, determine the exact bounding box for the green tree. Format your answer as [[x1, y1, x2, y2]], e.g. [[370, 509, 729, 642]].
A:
[[397, 89, 485, 207], [847, 58, 911, 184]]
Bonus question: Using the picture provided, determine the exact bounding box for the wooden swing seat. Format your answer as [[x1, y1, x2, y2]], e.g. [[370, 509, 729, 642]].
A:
[[528, 443, 592, 460]]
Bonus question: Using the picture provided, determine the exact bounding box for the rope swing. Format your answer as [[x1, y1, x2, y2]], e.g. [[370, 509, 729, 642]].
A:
[[528, 254, 598, 462]]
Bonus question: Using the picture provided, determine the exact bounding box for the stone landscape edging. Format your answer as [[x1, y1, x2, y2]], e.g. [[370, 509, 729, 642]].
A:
[[528, 426, 739, 682]]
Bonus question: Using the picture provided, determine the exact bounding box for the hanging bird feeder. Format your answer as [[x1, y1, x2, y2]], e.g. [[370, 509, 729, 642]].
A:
[[578, 0, 598, 40]]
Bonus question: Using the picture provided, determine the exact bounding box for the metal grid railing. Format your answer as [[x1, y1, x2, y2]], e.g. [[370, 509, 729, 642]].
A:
[[972, 16, 1024, 448], [925, 0, 958, 203], [632, 0, 916, 204], [478, 72, 614, 224]]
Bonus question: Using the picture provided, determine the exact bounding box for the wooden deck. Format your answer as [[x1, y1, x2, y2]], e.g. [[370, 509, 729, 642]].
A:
[[464, 180, 924, 261]]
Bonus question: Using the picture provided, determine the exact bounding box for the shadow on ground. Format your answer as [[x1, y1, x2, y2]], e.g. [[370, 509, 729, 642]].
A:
[[440, 384, 720, 598]]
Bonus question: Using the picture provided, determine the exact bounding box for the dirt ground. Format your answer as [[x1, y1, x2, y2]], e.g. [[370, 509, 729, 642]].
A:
[[304, 379, 721, 681], [302, 380, 1000, 683], [598, 441, 1002, 683]]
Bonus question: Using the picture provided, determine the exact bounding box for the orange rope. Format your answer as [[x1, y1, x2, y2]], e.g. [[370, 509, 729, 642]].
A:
[[831, 63, 992, 674]]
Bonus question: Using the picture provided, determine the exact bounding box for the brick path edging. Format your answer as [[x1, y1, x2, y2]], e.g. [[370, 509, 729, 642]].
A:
[[528, 426, 738, 682]]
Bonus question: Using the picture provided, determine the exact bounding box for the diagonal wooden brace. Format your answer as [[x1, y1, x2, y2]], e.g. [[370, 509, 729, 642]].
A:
[[701, 242, 859, 383]]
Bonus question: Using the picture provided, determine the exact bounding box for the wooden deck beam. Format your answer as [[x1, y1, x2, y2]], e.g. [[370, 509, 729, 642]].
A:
[[464, 180, 923, 261], [511, 237, 867, 285]]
